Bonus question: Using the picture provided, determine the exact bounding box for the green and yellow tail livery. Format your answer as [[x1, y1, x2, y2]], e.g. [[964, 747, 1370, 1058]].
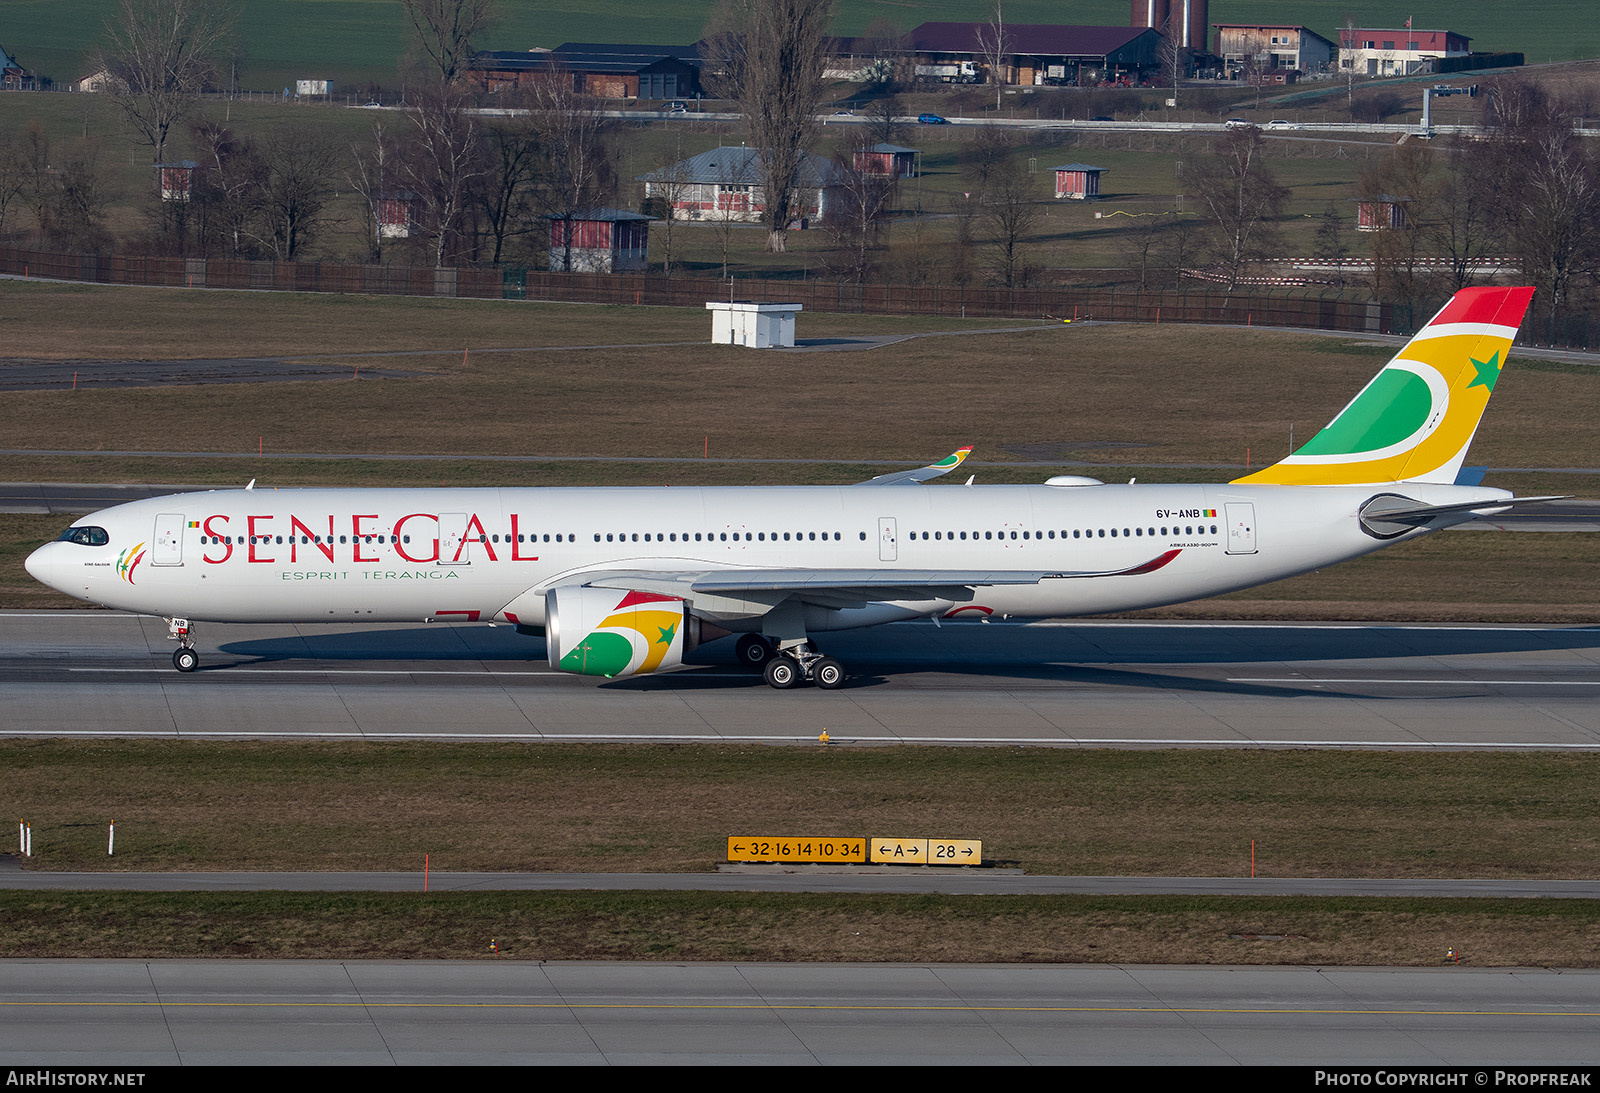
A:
[[1234, 286, 1536, 487]]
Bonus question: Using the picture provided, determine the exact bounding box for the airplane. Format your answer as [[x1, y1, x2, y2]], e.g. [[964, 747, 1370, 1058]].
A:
[[26, 285, 1562, 690]]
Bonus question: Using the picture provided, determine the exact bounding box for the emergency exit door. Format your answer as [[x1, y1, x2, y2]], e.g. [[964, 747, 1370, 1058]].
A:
[[152, 513, 186, 566], [1225, 502, 1257, 555]]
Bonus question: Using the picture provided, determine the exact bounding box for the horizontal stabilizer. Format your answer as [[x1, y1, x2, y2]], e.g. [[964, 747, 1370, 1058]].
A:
[[1358, 493, 1570, 538]]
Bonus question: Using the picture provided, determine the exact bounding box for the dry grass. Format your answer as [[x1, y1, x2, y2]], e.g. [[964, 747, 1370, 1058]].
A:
[[0, 318, 1592, 471], [8, 742, 1599, 879], [0, 891, 1595, 965]]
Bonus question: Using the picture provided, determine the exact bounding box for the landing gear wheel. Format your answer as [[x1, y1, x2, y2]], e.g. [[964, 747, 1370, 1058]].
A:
[[813, 657, 846, 690], [764, 655, 800, 689], [736, 633, 775, 670], [173, 647, 199, 673]]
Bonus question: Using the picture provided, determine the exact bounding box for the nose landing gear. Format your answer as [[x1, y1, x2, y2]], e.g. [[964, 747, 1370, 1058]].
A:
[[167, 618, 198, 672]]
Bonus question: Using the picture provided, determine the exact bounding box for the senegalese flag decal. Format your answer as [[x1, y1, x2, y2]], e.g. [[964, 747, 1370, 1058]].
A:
[[115, 542, 147, 585], [558, 590, 687, 677], [1203, 509, 1217, 518], [187, 521, 199, 528], [1233, 287, 1536, 487]]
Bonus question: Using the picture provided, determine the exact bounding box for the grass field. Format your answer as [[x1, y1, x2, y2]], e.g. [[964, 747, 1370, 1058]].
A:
[[6, 742, 1600, 964], [1, 279, 1594, 616], [10, 742, 1597, 878], [3, 1, 1593, 92], [2, 890, 1596, 964]]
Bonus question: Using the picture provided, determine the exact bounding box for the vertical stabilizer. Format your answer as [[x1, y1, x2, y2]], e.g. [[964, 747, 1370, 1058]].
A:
[[1233, 286, 1535, 486]]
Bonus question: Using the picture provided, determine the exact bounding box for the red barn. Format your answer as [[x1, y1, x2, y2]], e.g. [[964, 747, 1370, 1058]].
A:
[[1052, 163, 1106, 200], [155, 161, 196, 201], [548, 208, 651, 272], [376, 191, 422, 239], [1355, 195, 1409, 232], [853, 143, 919, 179]]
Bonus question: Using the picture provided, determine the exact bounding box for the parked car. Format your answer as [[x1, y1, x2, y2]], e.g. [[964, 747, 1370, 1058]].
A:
[[1223, 117, 1256, 130], [917, 112, 948, 125], [666, 100, 690, 113], [1266, 119, 1301, 130]]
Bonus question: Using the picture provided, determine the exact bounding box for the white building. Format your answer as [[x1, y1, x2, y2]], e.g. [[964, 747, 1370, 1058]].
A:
[[1339, 27, 1471, 78]]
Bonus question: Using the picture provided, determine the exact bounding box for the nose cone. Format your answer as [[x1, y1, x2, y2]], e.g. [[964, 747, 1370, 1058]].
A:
[[25, 541, 69, 593]]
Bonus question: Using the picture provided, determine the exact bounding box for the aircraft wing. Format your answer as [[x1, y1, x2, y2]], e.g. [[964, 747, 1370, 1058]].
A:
[[852, 446, 972, 486], [579, 549, 1183, 607]]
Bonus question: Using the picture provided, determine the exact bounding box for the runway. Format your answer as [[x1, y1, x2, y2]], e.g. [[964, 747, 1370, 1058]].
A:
[[5, 613, 1600, 749], [3, 961, 1597, 1064]]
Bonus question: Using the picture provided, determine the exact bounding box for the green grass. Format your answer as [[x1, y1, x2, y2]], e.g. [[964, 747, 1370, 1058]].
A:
[[4, 1, 1593, 92], [1, 890, 1596, 964]]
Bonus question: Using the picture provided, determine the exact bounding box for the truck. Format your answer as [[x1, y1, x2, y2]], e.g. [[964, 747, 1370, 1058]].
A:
[[915, 61, 981, 84]]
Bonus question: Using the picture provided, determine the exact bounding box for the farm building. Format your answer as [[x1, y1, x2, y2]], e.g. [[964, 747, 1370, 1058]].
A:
[[1052, 164, 1106, 200], [1, 43, 35, 90], [472, 44, 700, 99], [636, 147, 844, 223], [853, 143, 919, 179], [1354, 195, 1410, 232], [1212, 25, 1335, 78], [547, 208, 651, 272], [376, 192, 422, 239], [155, 162, 197, 201], [886, 22, 1165, 86], [1339, 27, 1471, 77]]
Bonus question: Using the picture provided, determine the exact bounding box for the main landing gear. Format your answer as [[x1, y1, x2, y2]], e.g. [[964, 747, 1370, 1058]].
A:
[[168, 617, 198, 673], [736, 634, 846, 691]]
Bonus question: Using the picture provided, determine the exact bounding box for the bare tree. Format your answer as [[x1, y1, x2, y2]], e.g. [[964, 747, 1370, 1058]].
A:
[[975, 1, 1009, 112], [1481, 84, 1600, 320], [189, 121, 261, 258], [0, 135, 27, 239], [823, 149, 894, 282], [1430, 137, 1498, 291], [864, 94, 904, 146], [1359, 141, 1438, 308], [705, 0, 834, 253], [404, 83, 484, 267], [98, 0, 237, 164], [960, 127, 1015, 200], [983, 159, 1041, 287], [528, 75, 616, 271], [348, 121, 402, 262], [474, 114, 543, 267], [253, 131, 339, 260], [642, 136, 694, 274], [1157, 15, 1183, 110], [1180, 128, 1288, 291], [401, 0, 497, 90]]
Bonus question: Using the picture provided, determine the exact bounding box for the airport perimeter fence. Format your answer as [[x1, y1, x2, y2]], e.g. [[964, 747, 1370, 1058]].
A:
[[3, 245, 1596, 350]]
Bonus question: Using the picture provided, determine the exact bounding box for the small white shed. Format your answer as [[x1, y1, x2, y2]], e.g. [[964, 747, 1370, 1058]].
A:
[[706, 301, 802, 348]]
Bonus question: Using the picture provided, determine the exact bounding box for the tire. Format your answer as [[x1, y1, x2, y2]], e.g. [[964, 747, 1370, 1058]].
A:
[[814, 657, 845, 690], [736, 634, 774, 669], [764, 656, 799, 689], [173, 647, 199, 673]]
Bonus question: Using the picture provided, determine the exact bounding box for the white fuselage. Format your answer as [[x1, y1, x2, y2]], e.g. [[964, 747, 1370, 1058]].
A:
[[25, 480, 1508, 630]]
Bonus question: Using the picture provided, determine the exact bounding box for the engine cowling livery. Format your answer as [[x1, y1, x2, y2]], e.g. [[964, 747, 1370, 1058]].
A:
[[545, 587, 694, 678]]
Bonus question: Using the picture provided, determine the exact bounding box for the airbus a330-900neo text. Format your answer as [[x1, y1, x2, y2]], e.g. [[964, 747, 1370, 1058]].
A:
[[27, 286, 1560, 689]]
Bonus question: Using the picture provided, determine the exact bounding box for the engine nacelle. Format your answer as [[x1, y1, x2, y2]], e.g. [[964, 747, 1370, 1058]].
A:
[[545, 586, 696, 678]]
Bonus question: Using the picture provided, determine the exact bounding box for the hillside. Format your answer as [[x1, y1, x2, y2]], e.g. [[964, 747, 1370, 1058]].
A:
[[1, 0, 1592, 94]]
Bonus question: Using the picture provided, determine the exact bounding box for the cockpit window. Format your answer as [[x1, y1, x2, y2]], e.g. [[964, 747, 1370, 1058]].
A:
[[58, 526, 109, 546]]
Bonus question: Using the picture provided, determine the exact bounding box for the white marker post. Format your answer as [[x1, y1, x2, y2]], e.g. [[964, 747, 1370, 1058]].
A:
[[108, 822, 115, 857]]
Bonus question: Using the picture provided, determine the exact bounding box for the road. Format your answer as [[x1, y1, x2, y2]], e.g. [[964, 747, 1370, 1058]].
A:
[[3, 961, 1597, 1065], [5, 613, 1600, 749]]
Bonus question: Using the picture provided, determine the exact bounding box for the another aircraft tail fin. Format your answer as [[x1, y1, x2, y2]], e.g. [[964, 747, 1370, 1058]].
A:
[[1232, 286, 1536, 486]]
